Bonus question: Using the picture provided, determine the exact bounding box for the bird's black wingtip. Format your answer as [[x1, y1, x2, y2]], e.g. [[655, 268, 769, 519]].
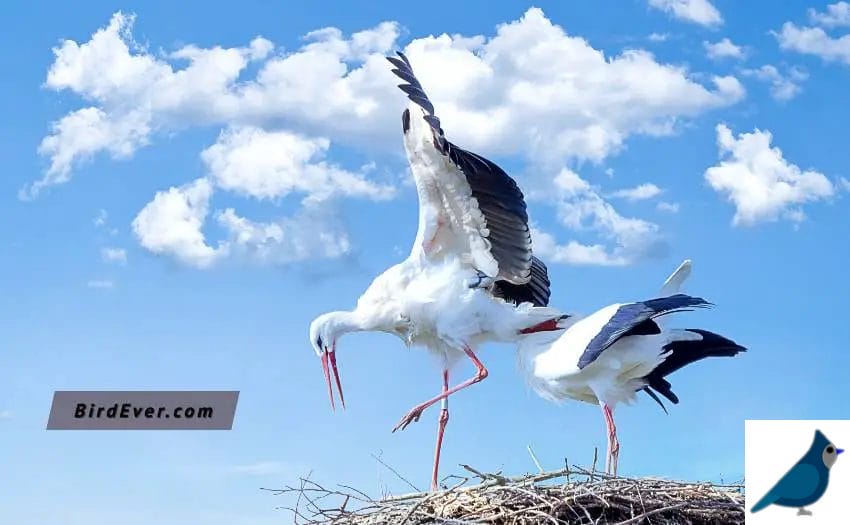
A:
[[386, 50, 411, 67]]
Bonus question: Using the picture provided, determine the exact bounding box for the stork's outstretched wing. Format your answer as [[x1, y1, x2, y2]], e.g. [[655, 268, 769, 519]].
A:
[[387, 51, 535, 287]]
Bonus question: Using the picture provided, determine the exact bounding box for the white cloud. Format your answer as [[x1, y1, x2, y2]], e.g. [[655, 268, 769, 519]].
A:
[[657, 201, 680, 213], [610, 183, 663, 201], [705, 124, 835, 226], [32, 8, 743, 197], [101, 247, 127, 264], [129, 124, 392, 268], [809, 2, 850, 27], [742, 65, 808, 101], [201, 126, 394, 202], [704, 38, 745, 60], [25, 107, 150, 199], [29, 11, 401, 197], [38, 9, 748, 269], [132, 177, 354, 269], [840, 177, 850, 191], [231, 461, 287, 476], [530, 169, 664, 266], [532, 227, 628, 266], [87, 279, 114, 289], [216, 206, 351, 265], [649, 32, 670, 42], [648, 0, 723, 27], [132, 178, 224, 269], [775, 22, 850, 65], [398, 9, 742, 164]]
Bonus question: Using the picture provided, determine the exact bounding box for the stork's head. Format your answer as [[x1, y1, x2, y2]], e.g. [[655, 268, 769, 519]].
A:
[[309, 312, 347, 411]]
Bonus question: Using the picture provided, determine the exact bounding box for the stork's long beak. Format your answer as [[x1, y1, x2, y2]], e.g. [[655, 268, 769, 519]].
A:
[[320, 348, 346, 411]]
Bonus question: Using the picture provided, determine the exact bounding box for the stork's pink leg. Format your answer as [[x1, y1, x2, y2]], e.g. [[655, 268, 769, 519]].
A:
[[431, 369, 450, 491], [601, 403, 620, 476], [392, 346, 488, 433]]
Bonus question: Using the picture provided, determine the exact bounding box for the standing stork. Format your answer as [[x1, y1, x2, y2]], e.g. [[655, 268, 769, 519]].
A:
[[516, 261, 745, 476], [309, 52, 562, 490]]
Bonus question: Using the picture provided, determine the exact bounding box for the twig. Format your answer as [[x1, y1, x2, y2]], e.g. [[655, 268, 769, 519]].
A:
[[527, 444, 545, 473], [370, 452, 421, 492]]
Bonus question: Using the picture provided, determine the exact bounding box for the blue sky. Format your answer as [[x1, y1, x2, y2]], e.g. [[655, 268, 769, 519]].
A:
[[2, 0, 850, 523]]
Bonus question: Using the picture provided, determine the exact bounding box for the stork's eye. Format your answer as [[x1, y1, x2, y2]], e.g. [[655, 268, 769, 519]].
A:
[[828, 446, 835, 454], [316, 336, 324, 349]]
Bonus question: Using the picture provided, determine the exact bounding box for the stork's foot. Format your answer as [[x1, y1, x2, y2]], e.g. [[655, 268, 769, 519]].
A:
[[797, 508, 813, 516], [392, 403, 428, 433]]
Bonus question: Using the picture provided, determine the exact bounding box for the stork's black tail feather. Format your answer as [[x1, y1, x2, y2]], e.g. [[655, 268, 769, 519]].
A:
[[642, 329, 746, 412]]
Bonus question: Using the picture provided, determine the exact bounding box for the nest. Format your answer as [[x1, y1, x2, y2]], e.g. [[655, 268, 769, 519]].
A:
[[263, 463, 744, 524]]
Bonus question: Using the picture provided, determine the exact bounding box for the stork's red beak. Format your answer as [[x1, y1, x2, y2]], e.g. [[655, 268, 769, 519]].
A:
[[320, 349, 345, 411]]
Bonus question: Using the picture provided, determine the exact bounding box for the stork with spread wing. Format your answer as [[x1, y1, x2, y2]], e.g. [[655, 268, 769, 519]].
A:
[[308, 52, 562, 490]]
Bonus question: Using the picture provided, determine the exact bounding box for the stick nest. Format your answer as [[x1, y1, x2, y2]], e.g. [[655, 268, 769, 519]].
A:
[[263, 464, 744, 524]]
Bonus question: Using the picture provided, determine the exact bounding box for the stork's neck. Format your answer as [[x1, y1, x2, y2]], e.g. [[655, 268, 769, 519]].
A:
[[325, 309, 380, 337]]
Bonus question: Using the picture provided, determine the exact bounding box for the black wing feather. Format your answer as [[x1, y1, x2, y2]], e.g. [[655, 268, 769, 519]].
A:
[[492, 256, 551, 307]]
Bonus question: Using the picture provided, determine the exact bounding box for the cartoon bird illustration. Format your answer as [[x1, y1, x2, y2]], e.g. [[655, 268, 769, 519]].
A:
[[751, 429, 844, 515]]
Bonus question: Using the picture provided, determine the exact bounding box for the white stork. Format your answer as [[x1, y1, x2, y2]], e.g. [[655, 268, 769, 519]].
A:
[[309, 52, 563, 490], [516, 260, 745, 476]]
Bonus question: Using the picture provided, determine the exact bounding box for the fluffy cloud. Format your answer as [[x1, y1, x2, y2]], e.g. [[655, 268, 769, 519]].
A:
[[610, 183, 663, 201], [704, 38, 745, 60], [775, 22, 850, 65], [809, 2, 850, 27], [399, 9, 743, 164], [132, 178, 223, 268], [531, 169, 664, 266], [648, 0, 723, 27], [742, 65, 808, 101], [216, 206, 351, 265], [38, 9, 747, 268], [25, 107, 150, 199], [131, 174, 357, 269], [129, 126, 390, 268], [33, 9, 743, 195], [201, 126, 394, 202], [704, 124, 835, 226]]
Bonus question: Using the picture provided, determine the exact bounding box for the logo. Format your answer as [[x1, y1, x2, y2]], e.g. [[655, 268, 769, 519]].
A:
[[746, 420, 847, 524]]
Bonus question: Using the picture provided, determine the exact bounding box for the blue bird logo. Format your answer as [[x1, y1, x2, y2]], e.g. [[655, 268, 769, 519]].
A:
[[750, 429, 843, 516]]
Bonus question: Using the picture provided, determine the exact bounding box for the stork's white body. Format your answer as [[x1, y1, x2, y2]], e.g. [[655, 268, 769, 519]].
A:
[[516, 309, 697, 408], [355, 256, 556, 367]]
